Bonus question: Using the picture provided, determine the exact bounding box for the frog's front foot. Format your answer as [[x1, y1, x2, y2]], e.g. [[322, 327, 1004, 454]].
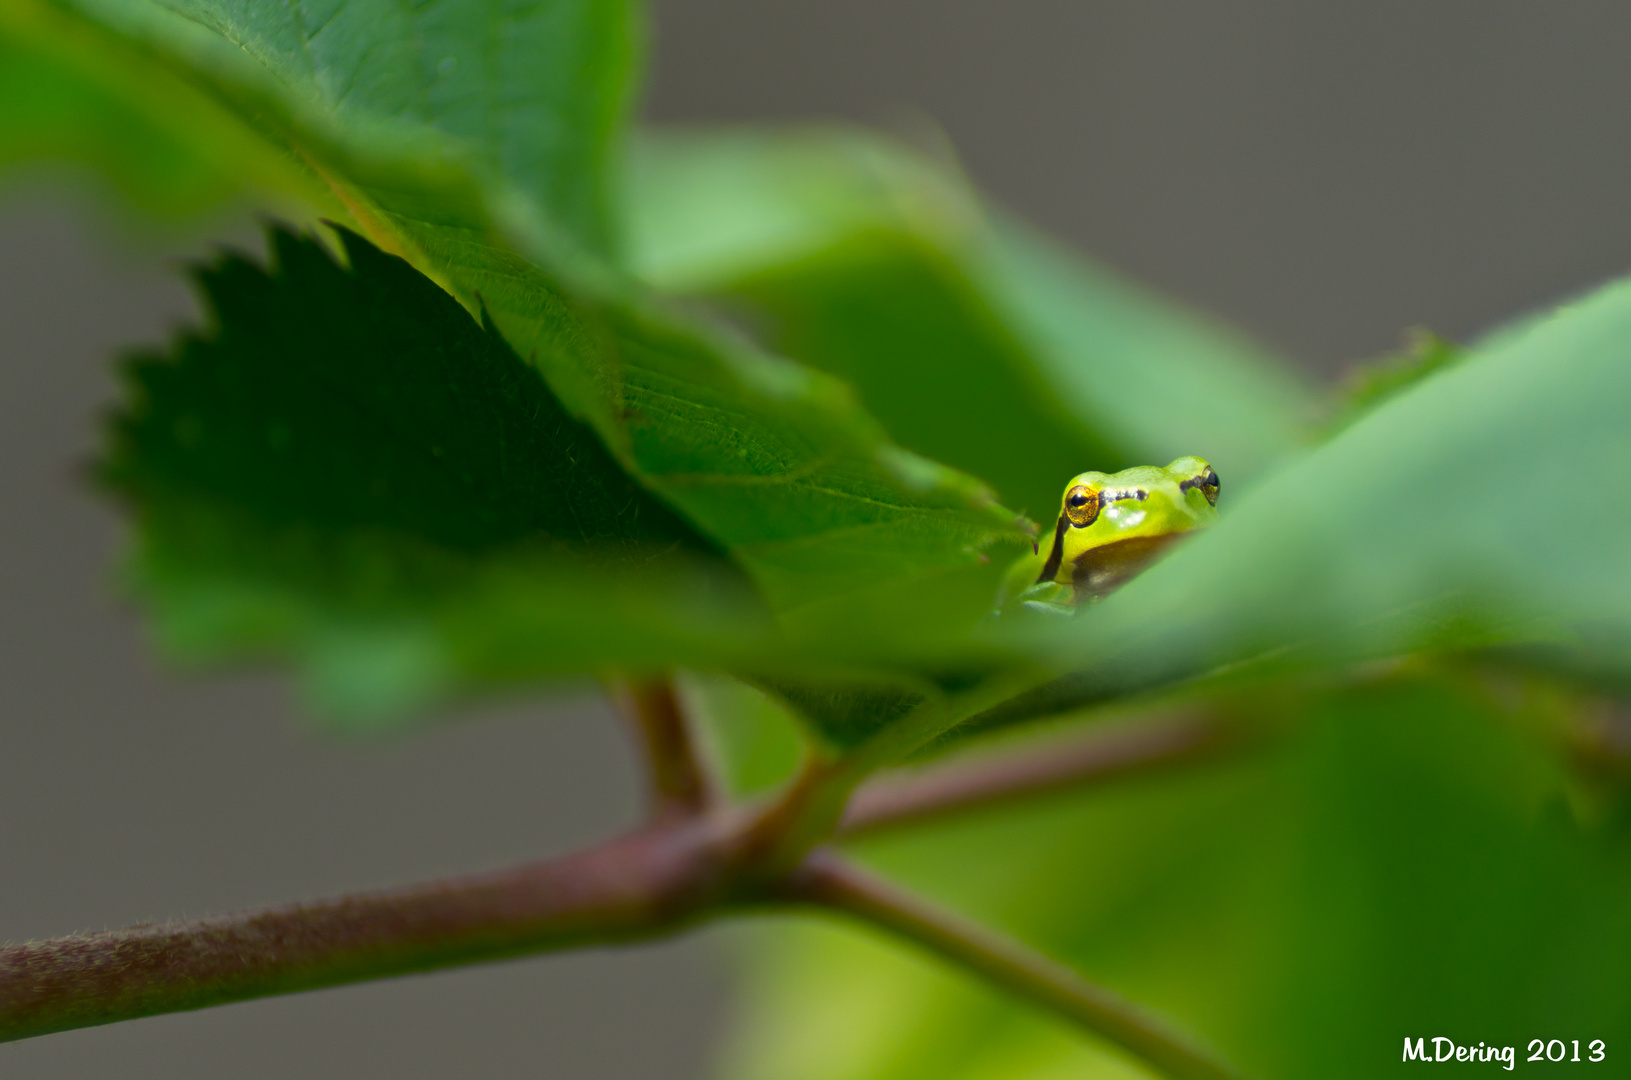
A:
[[1014, 580, 1079, 617]]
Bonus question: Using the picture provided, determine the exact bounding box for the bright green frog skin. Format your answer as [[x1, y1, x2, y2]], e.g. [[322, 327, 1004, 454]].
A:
[[999, 456, 1220, 613]]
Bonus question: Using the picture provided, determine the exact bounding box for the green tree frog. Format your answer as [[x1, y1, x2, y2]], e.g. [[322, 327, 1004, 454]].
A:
[[999, 456, 1220, 614]]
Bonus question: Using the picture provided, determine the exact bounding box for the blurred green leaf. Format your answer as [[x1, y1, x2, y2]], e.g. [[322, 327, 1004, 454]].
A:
[[750, 675, 934, 752], [723, 675, 1631, 1079], [0, 31, 233, 214], [0, 0, 321, 218], [680, 672, 806, 799], [624, 126, 1313, 519], [979, 219, 1312, 490], [1325, 328, 1466, 435], [976, 273, 1631, 732], [39, 0, 640, 257]]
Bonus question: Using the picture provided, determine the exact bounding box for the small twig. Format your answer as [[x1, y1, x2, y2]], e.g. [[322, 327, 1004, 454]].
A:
[[0, 821, 728, 1044], [729, 751, 856, 878], [790, 852, 1244, 1080], [841, 710, 1239, 837], [614, 677, 712, 819]]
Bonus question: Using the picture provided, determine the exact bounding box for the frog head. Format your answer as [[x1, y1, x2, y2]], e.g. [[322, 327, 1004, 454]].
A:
[[1041, 455, 1219, 599], [1003, 456, 1219, 610]]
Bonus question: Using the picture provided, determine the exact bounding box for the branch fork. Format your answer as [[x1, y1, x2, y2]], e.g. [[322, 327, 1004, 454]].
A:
[[1, 680, 1245, 1080]]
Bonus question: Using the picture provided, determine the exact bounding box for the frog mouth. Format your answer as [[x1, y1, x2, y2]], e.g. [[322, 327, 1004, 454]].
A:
[[1071, 532, 1190, 599]]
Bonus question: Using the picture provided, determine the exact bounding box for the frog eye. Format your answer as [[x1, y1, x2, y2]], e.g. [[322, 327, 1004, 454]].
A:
[[1063, 485, 1101, 527], [1180, 468, 1221, 507]]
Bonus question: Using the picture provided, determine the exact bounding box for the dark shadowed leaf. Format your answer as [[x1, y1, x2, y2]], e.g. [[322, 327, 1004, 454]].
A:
[[749, 676, 932, 752], [114, 226, 722, 560], [103, 224, 768, 720]]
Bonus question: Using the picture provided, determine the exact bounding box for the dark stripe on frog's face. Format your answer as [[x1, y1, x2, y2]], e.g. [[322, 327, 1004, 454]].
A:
[[1034, 487, 1150, 584], [1036, 513, 1071, 584], [1100, 488, 1148, 503]]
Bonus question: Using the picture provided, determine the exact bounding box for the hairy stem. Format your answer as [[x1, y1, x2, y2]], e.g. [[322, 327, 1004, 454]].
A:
[[0, 821, 727, 1044], [842, 710, 1237, 837], [791, 852, 1243, 1080], [614, 676, 713, 818]]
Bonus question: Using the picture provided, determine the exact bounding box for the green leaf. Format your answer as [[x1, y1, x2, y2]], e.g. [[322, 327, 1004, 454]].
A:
[[724, 675, 1631, 1080], [679, 672, 805, 799], [103, 222, 1031, 735], [1324, 328, 1466, 434], [623, 126, 1313, 519], [977, 272, 1631, 732], [46, 0, 640, 258], [104, 223, 768, 720], [387, 215, 1031, 665], [9, 0, 1036, 712], [979, 218, 1313, 489], [0, 0, 322, 218], [0, 30, 230, 213], [118, 227, 723, 560], [749, 676, 933, 752]]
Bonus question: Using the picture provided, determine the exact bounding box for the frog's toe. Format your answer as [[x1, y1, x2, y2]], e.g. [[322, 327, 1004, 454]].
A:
[[1019, 598, 1078, 618]]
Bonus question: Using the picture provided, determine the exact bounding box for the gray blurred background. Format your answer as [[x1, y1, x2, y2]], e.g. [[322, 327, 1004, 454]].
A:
[[6, 1, 1631, 1076]]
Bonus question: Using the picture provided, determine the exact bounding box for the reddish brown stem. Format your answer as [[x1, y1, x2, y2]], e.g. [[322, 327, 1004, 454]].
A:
[[615, 677, 712, 818], [790, 852, 1244, 1080], [1, 707, 1249, 1054], [842, 711, 1237, 837], [0, 821, 728, 1044]]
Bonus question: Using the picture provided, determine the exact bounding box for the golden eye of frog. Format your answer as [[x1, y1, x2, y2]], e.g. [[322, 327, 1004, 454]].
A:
[[999, 456, 1220, 613]]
